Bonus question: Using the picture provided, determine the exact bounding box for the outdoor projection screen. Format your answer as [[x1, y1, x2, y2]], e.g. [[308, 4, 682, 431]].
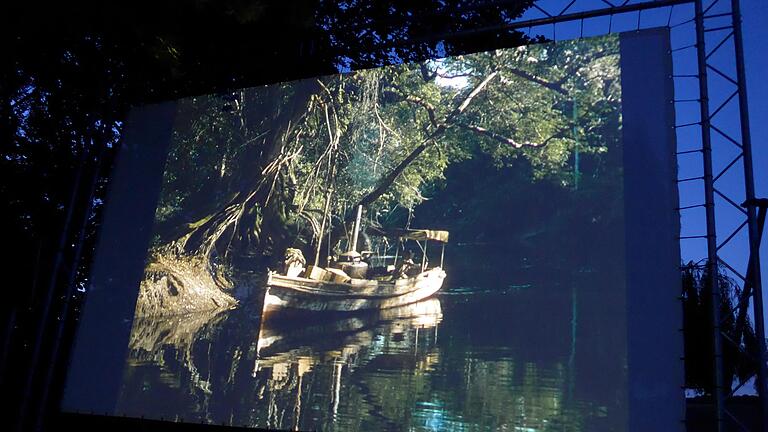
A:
[[63, 29, 682, 431]]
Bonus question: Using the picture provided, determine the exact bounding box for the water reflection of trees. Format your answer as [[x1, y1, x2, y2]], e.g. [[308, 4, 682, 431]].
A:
[[118, 297, 616, 431], [125, 309, 228, 392]]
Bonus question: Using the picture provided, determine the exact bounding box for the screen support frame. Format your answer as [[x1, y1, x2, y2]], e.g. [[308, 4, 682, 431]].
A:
[[17, 1, 763, 431], [471, 1, 765, 429]]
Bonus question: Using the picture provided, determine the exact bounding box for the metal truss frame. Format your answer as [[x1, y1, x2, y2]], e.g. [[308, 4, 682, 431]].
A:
[[463, 0, 764, 430], [23, 1, 761, 431]]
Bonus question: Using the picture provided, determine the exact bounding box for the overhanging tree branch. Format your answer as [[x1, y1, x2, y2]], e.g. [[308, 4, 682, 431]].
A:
[[328, 69, 500, 245], [455, 123, 569, 148], [500, 69, 568, 96], [404, 95, 439, 128], [446, 70, 499, 122], [384, 85, 439, 128], [419, 63, 437, 82]]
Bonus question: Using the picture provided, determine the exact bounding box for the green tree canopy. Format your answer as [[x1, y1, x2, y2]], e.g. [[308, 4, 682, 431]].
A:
[[152, 34, 621, 275]]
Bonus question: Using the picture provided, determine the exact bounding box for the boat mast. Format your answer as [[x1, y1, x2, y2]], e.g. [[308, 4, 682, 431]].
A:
[[315, 151, 337, 267], [421, 241, 428, 271], [314, 184, 334, 267], [350, 205, 363, 252]]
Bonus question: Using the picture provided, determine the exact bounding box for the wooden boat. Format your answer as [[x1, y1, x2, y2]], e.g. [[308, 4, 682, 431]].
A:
[[264, 222, 449, 313], [265, 266, 445, 313]]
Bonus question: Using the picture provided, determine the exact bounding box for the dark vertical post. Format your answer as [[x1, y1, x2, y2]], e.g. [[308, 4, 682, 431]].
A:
[[16, 147, 87, 432], [440, 243, 445, 268], [694, 0, 726, 429], [350, 205, 363, 252], [35, 144, 106, 431], [573, 98, 580, 190], [731, 0, 768, 423]]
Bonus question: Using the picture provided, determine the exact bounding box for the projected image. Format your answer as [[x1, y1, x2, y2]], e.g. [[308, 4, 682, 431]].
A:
[[118, 34, 626, 431]]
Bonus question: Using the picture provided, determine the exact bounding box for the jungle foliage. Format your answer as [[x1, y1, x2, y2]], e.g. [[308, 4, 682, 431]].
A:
[[682, 262, 761, 395], [148, 34, 622, 295], [5, 0, 547, 423]]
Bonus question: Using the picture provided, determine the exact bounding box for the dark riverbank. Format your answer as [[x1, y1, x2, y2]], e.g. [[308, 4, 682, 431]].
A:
[[685, 396, 762, 431]]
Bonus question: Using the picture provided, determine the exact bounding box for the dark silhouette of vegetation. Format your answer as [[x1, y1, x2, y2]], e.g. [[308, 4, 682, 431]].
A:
[[681, 262, 760, 395], [3, 2, 736, 431], [3, 1, 541, 429]]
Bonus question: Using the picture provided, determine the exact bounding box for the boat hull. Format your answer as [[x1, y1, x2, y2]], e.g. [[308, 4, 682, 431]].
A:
[[264, 267, 446, 313]]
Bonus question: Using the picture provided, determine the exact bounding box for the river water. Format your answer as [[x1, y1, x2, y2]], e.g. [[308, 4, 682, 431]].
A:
[[117, 248, 627, 431]]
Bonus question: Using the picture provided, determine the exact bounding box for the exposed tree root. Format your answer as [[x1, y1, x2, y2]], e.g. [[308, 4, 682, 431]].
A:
[[135, 251, 238, 317]]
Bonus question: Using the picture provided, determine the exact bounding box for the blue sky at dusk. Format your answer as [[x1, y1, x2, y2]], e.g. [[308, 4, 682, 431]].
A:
[[518, 0, 766, 331], [743, 0, 767, 314]]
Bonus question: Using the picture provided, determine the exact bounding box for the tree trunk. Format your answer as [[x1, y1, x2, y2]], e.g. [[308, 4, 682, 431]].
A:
[[180, 78, 321, 260], [137, 79, 322, 316], [328, 70, 500, 245]]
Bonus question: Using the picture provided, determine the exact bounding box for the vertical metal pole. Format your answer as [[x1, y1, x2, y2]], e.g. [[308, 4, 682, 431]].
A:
[[731, 0, 768, 423], [440, 243, 445, 268], [573, 98, 580, 190], [35, 147, 105, 431], [695, 1, 726, 429], [394, 243, 399, 267], [16, 149, 87, 432], [350, 205, 363, 253], [327, 218, 332, 267]]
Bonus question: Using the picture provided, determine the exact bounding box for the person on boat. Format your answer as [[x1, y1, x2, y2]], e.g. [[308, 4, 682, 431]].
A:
[[337, 250, 368, 279], [283, 248, 306, 277], [395, 250, 416, 278]]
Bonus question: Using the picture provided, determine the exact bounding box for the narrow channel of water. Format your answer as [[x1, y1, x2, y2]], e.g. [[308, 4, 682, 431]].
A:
[[117, 249, 627, 431]]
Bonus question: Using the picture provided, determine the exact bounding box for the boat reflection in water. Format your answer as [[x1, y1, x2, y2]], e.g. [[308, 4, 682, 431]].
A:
[[256, 297, 443, 358], [118, 279, 620, 431], [118, 298, 446, 431], [253, 299, 443, 430]]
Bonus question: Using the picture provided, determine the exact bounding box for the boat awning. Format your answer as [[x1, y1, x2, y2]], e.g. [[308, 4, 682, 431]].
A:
[[367, 227, 449, 243]]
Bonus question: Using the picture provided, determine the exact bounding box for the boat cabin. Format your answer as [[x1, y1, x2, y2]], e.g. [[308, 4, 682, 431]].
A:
[[302, 228, 448, 283]]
